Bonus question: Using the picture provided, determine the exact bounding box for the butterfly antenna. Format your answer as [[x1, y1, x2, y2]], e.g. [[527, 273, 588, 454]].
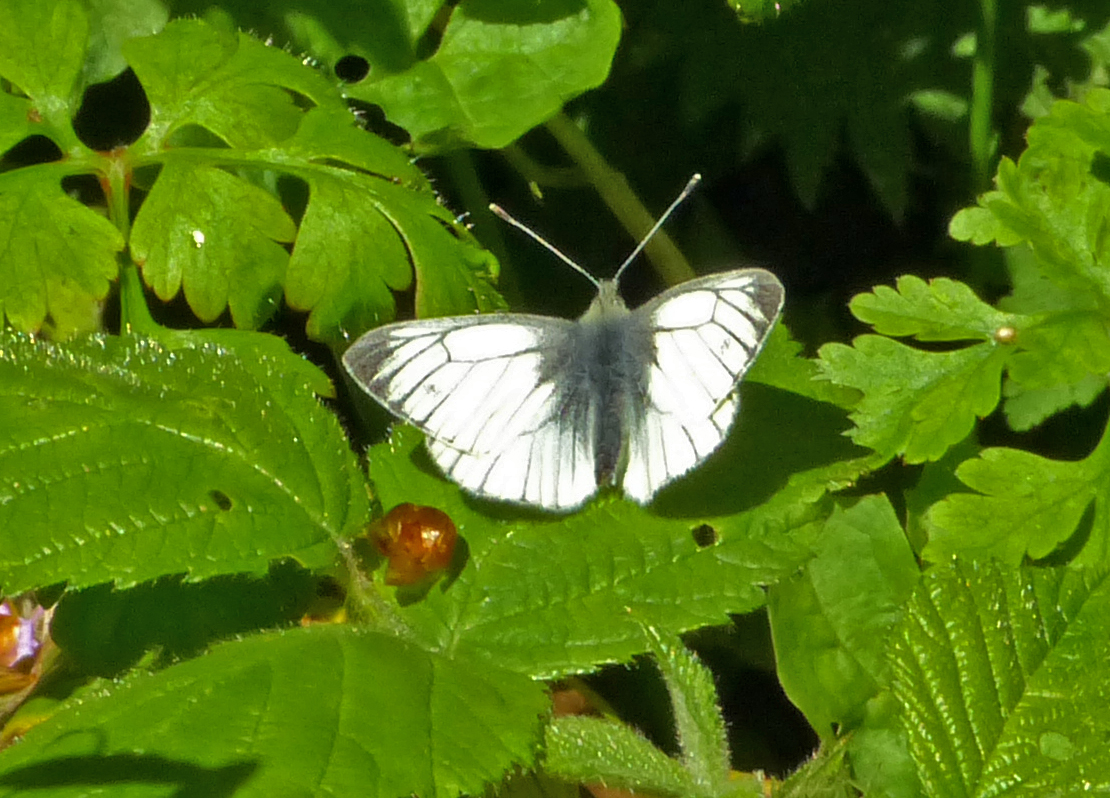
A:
[[489, 203, 601, 289], [612, 173, 702, 285]]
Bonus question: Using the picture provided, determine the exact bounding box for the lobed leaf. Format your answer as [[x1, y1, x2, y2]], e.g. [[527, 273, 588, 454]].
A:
[[950, 90, 1110, 303], [817, 335, 1009, 463], [0, 331, 369, 592], [125, 18, 339, 150], [0, 166, 124, 336], [924, 425, 1110, 567], [849, 275, 1014, 341], [0, 625, 548, 798], [130, 161, 296, 327], [891, 561, 1110, 796]]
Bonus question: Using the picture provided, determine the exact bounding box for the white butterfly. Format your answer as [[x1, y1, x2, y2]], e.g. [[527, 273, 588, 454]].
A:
[[343, 175, 784, 512]]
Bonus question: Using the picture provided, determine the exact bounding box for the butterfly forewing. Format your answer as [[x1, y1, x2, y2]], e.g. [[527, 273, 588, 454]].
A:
[[619, 269, 784, 503], [344, 315, 602, 509]]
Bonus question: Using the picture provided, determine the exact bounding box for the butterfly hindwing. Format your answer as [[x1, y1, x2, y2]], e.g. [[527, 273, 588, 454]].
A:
[[343, 315, 602, 509], [620, 269, 784, 502]]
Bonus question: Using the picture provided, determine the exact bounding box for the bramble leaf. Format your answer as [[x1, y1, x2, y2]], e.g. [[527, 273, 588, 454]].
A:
[[891, 561, 1110, 796], [0, 331, 368, 593], [544, 715, 696, 796], [0, 625, 548, 798]]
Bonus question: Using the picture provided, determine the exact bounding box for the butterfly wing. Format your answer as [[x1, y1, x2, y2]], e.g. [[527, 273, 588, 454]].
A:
[[619, 268, 784, 503], [343, 315, 602, 510]]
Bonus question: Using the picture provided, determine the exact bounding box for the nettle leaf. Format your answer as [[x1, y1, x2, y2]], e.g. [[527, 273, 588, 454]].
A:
[[0, 625, 548, 798], [0, 166, 124, 336], [131, 162, 295, 327], [924, 424, 1110, 567], [350, 0, 623, 150], [0, 331, 369, 593], [849, 275, 1015, 341], [646, 630, 731, 795], [51, 563, 317, 676], [768, 495, 919, 737], [891, 560, 1110, 796], [817, 335, 1010, 463], [361, 387, 864, 678], [544, 715, 695, 796]]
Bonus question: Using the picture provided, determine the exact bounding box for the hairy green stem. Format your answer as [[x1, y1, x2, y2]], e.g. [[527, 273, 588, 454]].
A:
[[543, 113, 696, 285]]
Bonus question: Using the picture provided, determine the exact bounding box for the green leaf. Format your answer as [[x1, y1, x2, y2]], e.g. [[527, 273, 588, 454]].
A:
[[645, 629, 730, 795], [124, 18, 339, 149], [891, 561, 1110, 796], [0, 166, 124, 336], [747, 323, 859, 408], [50, 562, 317, 676], [924, 424, 1110, 566], [768, 496, 919, 736], [817, 336, 1010, 463], [0, 625, 548, 798], [131, 162, 295, 327], [1000, 311, 1110, 429], [82, 0, 169, 85], [0, 331, 369, 592], [350, 0, 623, 150], [849, 275, 1015, 341], [950, 90, 1110, 302], [1002, 373, 1107, 432], [0, 0, 87, 120], [543, 716, 696, 797], [278, 109, 503, 346], [361, 415, 842, 678]]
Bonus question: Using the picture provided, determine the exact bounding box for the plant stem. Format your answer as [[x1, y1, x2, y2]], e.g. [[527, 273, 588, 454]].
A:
[[543, 113, 696, 285], [969, 0, 997, 191]]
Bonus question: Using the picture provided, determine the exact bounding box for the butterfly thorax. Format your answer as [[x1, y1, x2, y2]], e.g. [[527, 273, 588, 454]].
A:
[[550, 280, 653, 487]]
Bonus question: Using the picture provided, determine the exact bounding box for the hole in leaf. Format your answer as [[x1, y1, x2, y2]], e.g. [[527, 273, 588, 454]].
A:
[[73, 68, 150, 150], [209, 490, 233, 511], [0, 135, 62, 171], [349, 100, 411, 146], [1092, 151, 1110, 186], [691, 524, 718, 547], [335, 55, 370, 83]]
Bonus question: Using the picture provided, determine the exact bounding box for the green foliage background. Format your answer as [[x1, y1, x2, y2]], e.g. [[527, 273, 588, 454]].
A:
[[3, 0, 1110, 796]]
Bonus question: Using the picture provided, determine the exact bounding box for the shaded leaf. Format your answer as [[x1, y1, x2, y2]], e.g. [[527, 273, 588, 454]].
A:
[[0, 625, 548, 798]]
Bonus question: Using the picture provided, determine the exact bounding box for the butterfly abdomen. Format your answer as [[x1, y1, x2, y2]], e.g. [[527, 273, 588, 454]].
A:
[[554, 312, 653, 488]]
